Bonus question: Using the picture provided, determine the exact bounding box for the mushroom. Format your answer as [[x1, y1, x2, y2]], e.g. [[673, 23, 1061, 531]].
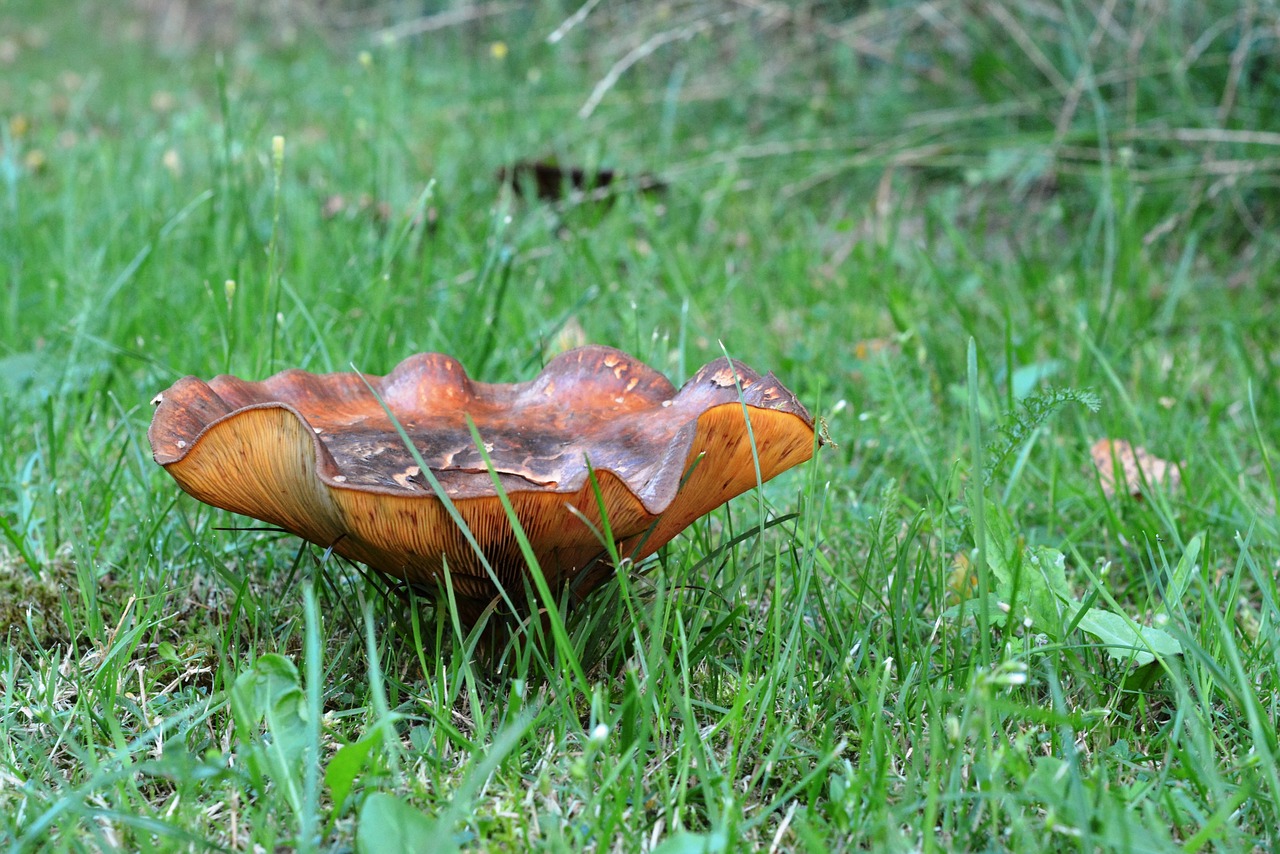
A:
[[148, 345, 817, 621]]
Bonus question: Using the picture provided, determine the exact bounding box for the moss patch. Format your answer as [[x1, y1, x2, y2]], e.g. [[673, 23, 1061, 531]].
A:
[[0, 548, 71, 652]]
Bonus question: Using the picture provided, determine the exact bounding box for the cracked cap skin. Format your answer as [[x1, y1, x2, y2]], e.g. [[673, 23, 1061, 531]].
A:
[[149, 345, 818, 622]]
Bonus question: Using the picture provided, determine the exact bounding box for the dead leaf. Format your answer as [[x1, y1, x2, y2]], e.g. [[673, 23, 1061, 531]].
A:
[[1090, 438, 1182, 500], [497, 160, 666, 203], [947, 551, 977, 603]]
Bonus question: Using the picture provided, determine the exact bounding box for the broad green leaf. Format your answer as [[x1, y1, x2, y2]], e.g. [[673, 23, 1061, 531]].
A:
[[326, 730, 383, 816], [1023, 756, 1175, 852], [978, 500, 1020, 595], [1023, 546, 1072, 633], [960, 500, 1073, 633], [357, 793, 453, 854], [651, 830, 731, 854], [230, 654, 309, 809], [1010, 359, 1063, 400], [1075, 608, 1183, 666], [940, 593, 1005, 624], [1165, 533, 1203, 609], [1022, 755, 1069, 803], [230, 654, 303, 735]]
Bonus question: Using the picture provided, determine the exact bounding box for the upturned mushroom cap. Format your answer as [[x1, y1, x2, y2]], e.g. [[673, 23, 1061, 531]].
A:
[[148, 345, 816, 618]]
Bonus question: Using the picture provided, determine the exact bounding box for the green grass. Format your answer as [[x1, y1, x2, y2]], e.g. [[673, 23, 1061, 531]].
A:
[[2, 0, 1279, 850]]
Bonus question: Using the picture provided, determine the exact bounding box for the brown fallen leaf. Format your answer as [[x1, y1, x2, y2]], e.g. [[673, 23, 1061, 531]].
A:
[[947, 550, 977, 604], [1090, 438, 1182, 500], [497, 160, 667, 203]]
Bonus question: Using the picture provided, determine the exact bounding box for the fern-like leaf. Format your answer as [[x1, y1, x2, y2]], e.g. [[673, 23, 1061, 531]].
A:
[[983, 387, 1101, 485]]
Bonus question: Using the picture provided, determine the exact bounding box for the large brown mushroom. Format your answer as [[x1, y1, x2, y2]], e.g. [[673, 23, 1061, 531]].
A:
[[148, 345, 817, 621]]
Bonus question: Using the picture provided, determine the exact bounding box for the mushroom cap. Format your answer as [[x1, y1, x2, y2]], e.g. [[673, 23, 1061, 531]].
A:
[[149, 345, 816, 616]]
